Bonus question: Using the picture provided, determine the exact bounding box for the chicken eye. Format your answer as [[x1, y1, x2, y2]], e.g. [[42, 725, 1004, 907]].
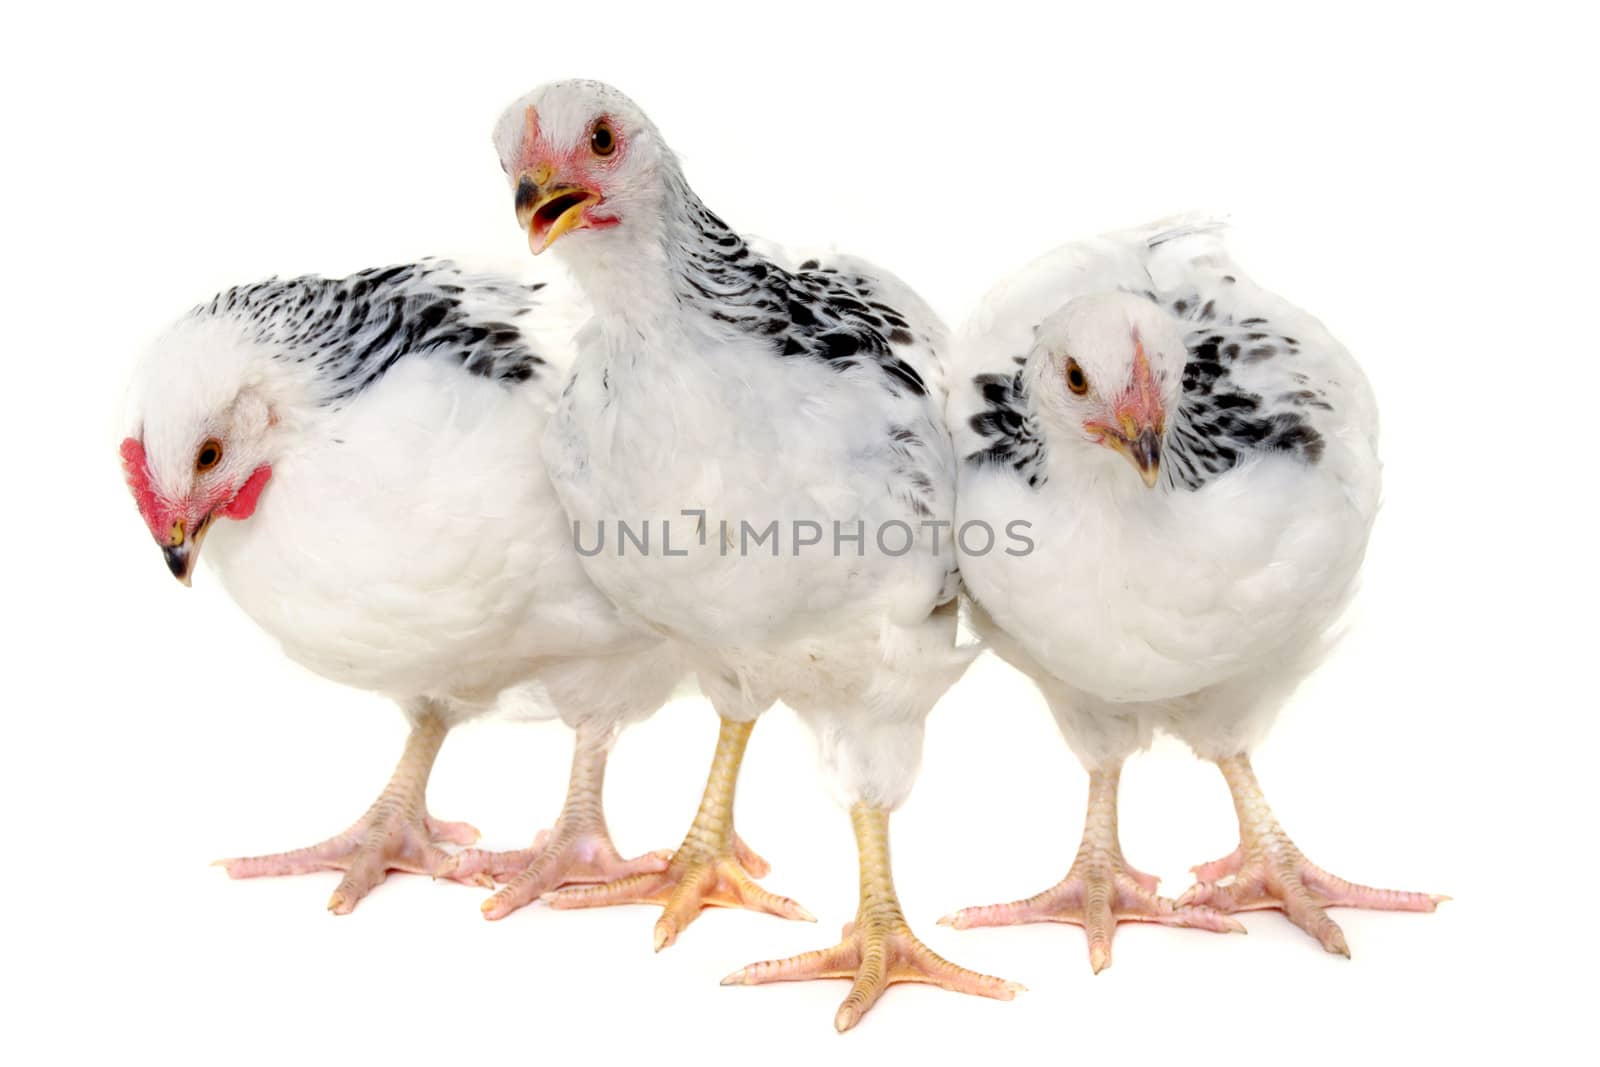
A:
[[1065, 359, 1090, 395], [590, 120, 616, 157], [196, 439, 223, 473]]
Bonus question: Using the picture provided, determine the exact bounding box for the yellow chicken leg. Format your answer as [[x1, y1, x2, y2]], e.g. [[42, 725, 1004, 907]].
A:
[[723, 804, 1023, 1032], [542, 717, 813, 949]]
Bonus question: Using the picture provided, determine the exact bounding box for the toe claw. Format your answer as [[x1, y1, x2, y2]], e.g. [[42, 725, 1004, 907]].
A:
[[217, 806, 486, 912], [1186, 836, 1439, 953], [943, 858, 1236, 971], [541, 834, 802, 948], [727, 917, 1019, 1031], [470, 825, 670, 920]]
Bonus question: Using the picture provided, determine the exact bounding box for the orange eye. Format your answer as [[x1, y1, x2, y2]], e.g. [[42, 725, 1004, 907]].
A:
[[195, 438, 223, 473], [590, 119, 616, 157], [1065, 359, 1089, 395]]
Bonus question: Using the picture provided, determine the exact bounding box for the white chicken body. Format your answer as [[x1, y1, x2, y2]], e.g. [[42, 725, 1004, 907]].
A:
[[932, 220, 1435, 967], [554, 318, 948, 632], [950, 219, 1379, 760], [208, 349, 645, 712], [498, 80, 970, 803], [124, 259, 684, 729], [489, 80, 1021, 1018], [121, 259, 689, 912], [551, 258, 966, 801]]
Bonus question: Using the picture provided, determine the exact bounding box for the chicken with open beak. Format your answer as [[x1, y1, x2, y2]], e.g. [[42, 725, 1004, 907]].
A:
[[508, 105, 621, 256], [492, 79, 1019, 1031]]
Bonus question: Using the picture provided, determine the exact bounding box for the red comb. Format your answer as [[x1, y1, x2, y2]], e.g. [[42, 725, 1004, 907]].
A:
[[120, 437, 165, 538]]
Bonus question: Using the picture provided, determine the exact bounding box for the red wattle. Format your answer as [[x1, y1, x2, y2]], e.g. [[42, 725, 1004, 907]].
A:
[[220, 465, 272, 520]]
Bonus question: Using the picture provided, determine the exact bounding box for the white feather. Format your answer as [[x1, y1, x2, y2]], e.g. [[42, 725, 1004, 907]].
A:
[[124, 260, 685, 739], [950, 218, 1379, 765]]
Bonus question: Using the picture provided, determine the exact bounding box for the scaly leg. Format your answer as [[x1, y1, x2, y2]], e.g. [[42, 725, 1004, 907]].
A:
[[215, 709, 491, 914], [542, 717, 812, 950], [939, 764, 1242, 972], [723, 803, 1023, 1033], [455, 721, 671, 920], [1177, 754, 1447, 956]]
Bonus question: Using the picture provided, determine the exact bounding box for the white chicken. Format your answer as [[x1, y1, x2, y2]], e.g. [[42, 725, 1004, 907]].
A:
[[490, 79, 1020, 1030], [942, 217, 1443, 966], [121, 259, 682, 915]]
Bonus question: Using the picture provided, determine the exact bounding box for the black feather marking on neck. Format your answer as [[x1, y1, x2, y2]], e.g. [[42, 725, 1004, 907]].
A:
[[666, 178, 927, 397], [197, 260, 547, 408], [965, 355, 1047, 488], [967, 290, 1333, 492], [1152, 290, 1328, 490]]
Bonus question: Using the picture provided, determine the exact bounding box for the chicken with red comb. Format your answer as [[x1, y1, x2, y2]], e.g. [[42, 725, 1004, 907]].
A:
[[942, 216, 1444, 967], [491, 79, 1019, 1031], [121, 259, 684, 915]]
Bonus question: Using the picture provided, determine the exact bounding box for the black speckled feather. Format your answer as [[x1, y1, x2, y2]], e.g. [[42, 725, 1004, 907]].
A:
[[1156, 289, 1326, 490], [668, 177, 930, 398], [967, 355, 1047, 488], [195, 260, 548, 407], [965, 292, 1329, 492]]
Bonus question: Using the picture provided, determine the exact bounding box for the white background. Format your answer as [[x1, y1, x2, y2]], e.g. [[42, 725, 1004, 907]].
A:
[[5, 2, 1594, 1061]]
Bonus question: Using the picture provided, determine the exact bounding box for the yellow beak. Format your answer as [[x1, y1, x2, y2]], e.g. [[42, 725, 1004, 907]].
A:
[[1103, 425, 1163, 488], [515, 171, 599, 256], [161, 514, 211, 586]]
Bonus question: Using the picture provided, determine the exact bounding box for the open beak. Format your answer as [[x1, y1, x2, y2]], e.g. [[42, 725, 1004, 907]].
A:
[[515, 166, 600, 255], [161, 515, 211, 586]]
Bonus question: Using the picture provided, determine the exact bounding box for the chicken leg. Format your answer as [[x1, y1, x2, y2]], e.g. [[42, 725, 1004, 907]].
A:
[[456, 721, 671, 920], [215, 708, 491, 914], [1177, 754, 1446, 955], [939, 763, 1242, 971], [542, 716, 812, 949], [723, 803, 1023, 1033]]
